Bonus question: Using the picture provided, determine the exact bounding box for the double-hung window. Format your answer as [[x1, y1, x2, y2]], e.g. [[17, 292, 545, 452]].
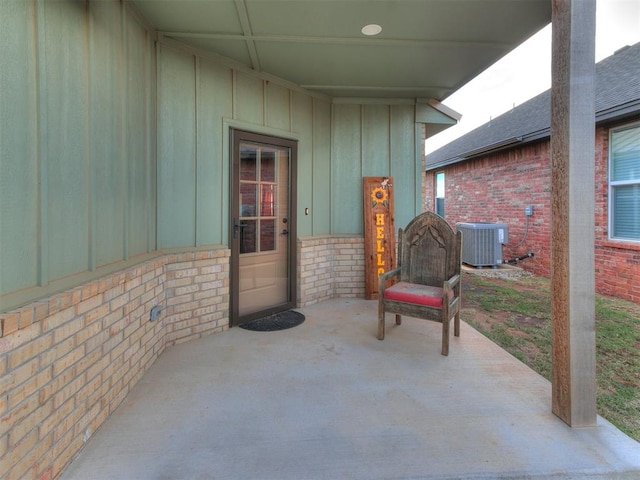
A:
[[609, 122, 640, 241]]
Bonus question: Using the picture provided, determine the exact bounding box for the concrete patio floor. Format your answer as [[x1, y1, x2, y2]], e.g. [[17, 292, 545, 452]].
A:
[[61, 298, 640, 480]]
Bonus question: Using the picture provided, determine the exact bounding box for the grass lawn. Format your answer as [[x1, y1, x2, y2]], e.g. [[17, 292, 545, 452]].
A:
[[461, 270, 640, 442]]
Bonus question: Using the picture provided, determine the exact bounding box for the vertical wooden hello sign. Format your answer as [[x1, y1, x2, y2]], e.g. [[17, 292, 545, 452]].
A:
[[363, 176, 396, 300]]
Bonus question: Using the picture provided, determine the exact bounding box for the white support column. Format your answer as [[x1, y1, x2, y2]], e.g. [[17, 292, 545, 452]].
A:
[[550, 0, 597, 427]]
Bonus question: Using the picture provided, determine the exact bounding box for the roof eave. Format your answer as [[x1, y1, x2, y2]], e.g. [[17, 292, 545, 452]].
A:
[[425, 101, 640, 172], [595, 99, 640, 125]]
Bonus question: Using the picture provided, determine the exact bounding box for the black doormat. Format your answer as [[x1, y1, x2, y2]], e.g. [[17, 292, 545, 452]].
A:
[[238, 310, 305, 332]]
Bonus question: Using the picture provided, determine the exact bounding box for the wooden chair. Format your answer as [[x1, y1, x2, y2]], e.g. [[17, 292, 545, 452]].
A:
[[377, 211, 462, 355]]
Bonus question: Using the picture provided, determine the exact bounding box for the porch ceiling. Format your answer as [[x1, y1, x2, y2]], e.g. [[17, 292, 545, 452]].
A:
[[129, 0, 551, 100]]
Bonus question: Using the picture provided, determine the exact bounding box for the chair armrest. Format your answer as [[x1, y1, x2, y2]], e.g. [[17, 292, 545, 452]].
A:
[[442, 274, 461, 302], [378, 267, 401, 294], [444, 274, 460, 290]]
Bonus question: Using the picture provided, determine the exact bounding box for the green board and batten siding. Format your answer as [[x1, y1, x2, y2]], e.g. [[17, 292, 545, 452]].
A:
[[42, 0, 90, 281], [196, 60, 233, 247], [362, 104, 391, 178], [312, 100, 333, 236], [157, 46, 198, 248], [0, 0, 426, 312], [1, 1, 39, 295], [331, 103, 418, 233], [331, 104, 362, 233], [156, 41, 423, 242], [0, 0, 156, 309], [292, 92, 314, 237]]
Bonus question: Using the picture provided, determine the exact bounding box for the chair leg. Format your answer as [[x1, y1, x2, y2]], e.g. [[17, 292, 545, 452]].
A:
[[377, 308, 385, 340], [441, 318, 450, 356], [395, 314, 402, 325], [454, 311, 460, 337]]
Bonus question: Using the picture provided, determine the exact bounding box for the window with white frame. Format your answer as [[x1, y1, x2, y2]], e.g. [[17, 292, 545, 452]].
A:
[[609, 122, 640, 241]]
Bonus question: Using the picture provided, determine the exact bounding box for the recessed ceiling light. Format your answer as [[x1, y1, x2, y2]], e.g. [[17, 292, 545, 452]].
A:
[[361, 24, 382, 36]]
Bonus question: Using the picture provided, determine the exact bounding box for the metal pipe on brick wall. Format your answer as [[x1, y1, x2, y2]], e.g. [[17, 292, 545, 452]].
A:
[[503, 252, 535, 264]]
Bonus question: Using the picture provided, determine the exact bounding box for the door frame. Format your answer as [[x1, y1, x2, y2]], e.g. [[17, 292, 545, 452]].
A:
[[229, 129, 298, 327]]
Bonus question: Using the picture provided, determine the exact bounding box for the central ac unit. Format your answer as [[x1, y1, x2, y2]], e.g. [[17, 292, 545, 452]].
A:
[[456, 222, 509, 267]]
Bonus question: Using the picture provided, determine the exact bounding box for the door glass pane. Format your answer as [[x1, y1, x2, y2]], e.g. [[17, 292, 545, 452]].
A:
[[240, 183, 258, 217], [261, 150, 276, 182], [260, 184, 276, 216], [240, 147, 257, 181], [260, 219, 276, 252], [240, 220, 257, 254]]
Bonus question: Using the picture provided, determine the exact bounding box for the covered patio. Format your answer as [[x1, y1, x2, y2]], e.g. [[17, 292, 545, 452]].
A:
[[2, 0, 634, 478], [60, 298, 640, 479]]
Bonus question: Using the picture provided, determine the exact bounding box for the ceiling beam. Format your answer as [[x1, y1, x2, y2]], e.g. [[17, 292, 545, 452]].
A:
[[161, 31, 511, 50], [233, 0, 260, 71], [300, 85, 453, 93]]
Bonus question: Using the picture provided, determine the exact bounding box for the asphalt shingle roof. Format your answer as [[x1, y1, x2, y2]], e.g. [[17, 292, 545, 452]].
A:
[[426, 42, 640, 169]]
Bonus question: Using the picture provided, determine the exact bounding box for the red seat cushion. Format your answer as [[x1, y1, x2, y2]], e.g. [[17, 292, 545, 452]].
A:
[[383, 282, 443, 308]]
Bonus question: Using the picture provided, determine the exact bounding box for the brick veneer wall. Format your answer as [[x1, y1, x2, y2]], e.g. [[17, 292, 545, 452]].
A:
[[593, 126, 640, 303], [164, 253, 230, 344], [426, 141, 551, 277], [298, 236, 365, 306], [0, 248, 230, 480], [1, 236, 372, 479], [425, 124, 640, 304]]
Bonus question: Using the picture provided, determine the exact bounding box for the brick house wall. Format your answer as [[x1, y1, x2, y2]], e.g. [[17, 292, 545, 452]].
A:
[[0, 238, 369, 479], [425, 141, 552, 277], [0, 249, 230, 480], [425, 123, 640, 304], [593, 126, 640, 303], [298, 236, 365, 306]]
